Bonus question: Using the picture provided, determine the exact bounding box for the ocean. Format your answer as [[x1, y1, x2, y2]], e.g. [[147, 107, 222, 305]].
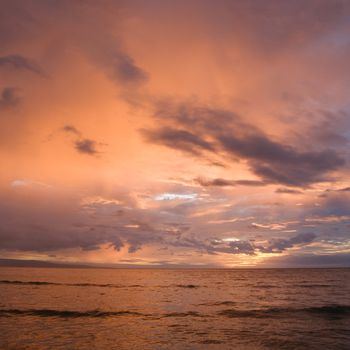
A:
[[0, 268, 349, 349]]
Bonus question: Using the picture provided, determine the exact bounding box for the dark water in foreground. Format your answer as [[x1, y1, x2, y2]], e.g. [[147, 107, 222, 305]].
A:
[[0, 268, 349, 349]]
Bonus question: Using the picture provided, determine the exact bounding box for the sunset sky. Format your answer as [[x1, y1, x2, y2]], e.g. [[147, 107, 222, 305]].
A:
[[0, 0, 349, 267]]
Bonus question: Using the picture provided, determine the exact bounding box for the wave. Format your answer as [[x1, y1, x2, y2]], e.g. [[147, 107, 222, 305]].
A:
[[0, 280, 58, 286], [174, 284, 200, 289], [0, 280, 144, 288], [0, 280, 117, 287], [162, 311, 202, 317], [293, 284, 333, 288], [218, 305, 350, 319], [306, 305, 350, 315], [0, 309, 203, 319], [0, 309, 143, 318], [197, 301, 236, 307], [0, 280, 201, 289], [1, 305, 349, 319]]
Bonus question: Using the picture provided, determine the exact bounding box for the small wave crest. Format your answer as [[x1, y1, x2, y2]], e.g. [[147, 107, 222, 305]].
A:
[[0, 309, 205, 319], [0, 280, 143, 288], [0, 280, 56, 286], [0, 280, 201, 289], [162, 311, 202, 317], [2, 305, 348, 320], [197, 301, 236, 307], [294, 284, 333, 288], [174, 284, 200, 289], [218, 305, 350, 319], [0, 309, 143, 318]]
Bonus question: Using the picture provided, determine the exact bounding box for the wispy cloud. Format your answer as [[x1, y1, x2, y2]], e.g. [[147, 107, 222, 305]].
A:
[[0, 87, 20, 109], [0, 54, 46, 77], [62, 125, 103, 156], [74, 139, 99, 155]]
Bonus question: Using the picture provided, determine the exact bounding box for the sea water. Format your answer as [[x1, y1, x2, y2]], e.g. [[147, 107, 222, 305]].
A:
[[0, 268, 349, 349]]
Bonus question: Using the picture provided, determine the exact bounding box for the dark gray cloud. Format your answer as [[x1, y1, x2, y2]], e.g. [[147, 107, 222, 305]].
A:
[[0, 54, 46, 77], [235, 180, 266, 186], [0, 224, 125, 253], [61, 125, 102, 156], [275, 188, 303, 194], [195, 177, 265, 187], [81, 30, 149, 87], [142, 127, 214, 156], [311, 191, 350, 217], [264, 252, 350, 268], [0, 187, 183, 255], [0, 87, 20, 109], [263, 232, 316, 253], [75, 139, 98, 155], [62, 125, 81, 136], [196, 178, 235, 187], [151, 101, 242, 134], [142, 102, 345, 187], [219, 133, 344, 187], [0, 191, 152, 253], [209, 239, 256, 255], [110, 52, 148, 85], [167, 232, 317, 256], [188, 231, 318, 257]]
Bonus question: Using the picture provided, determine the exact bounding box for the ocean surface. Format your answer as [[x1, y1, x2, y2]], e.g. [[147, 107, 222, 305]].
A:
[[0, 268, 349, 349]]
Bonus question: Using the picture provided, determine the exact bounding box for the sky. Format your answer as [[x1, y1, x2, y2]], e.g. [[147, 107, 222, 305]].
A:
[[0, 0, 349, 267]]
